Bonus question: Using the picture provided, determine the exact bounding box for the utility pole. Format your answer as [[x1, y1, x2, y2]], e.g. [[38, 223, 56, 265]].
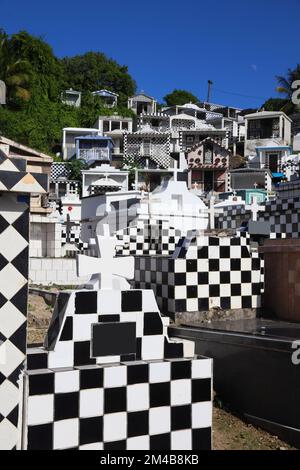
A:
[[207, 80, 213, 103]]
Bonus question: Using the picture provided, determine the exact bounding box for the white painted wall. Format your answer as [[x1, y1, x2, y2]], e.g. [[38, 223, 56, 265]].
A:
[[29, 258, 90, 285]]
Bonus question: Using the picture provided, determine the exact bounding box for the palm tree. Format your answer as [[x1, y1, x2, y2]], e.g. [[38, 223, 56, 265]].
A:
[[276, 65, 300, 114], [0, 31, 32, 104]]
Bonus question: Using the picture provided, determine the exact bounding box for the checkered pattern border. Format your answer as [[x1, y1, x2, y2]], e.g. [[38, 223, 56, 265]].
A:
[[23, 358, 212, 450], [116, 218, 182, 256], [0, 193, 30, 450], [134, 234, 262, 317]]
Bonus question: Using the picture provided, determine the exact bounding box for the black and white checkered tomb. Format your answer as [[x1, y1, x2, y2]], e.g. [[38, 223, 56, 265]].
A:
[[134, 234, 262, 318], [24, 289, 212, 450]]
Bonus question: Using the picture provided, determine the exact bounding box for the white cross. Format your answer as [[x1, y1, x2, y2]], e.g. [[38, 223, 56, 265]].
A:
[[249, 196, 264, 222], [77, 225, 134, 290]]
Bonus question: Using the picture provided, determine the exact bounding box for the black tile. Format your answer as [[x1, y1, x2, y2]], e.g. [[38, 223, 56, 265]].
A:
[[231, 259, 241, 271], [0, 292, 7, 309], [175, 273, 186, 285], [80, 367, 103, 389], [54, 392, 79, 421], [0, 214, 9, 235], [209, 259, 219, 271], [175, 299, 186, 313], [197, 246, 208, 258], [98, 315, 120, 322], [220, 297, 231, 310], [171, 360, 191, 380], [27, 351, 48, 370], [198, 272, 208, 285], [144, 312, 163, 335], [9, 323, 26, 354], [192, 427, 211, 450], [121, 290, 142, 312], [150, 433, 171, 450], [28, 424, 53, 450], [11, 246, 29, 278], [171, 405, 191, 431], [241, 271, 252, 283], [60, 317, 73, 341], [220, 246, 230, 258], [187, 260, 197, 272], [128, 410, 149, 437], [192, 379, 211, 402], [209, 237, 219, 246], [209, 284, 220, 297], [12, 209, 29, 242], [0, 253, 8, 271], [104, 440, 126, 450], [75, 291, 97, 314], [29, 372, 54, 395], [220, 271, 230, 283], [127, 364, 149, 385], [187, 286, 197, 298], [136, 338, 142, 360], [74, 341, 96, 366], [150, 382, 170, 407], [120, 354, 136, 362], [198, 298, 209, 311], [164, 338, 183, 359], [231, 284, 241, 296], [92, 322, 136, 357], [79, 416, 103, 445], [242, 296, 252, 308], [6, 406, 19, 427], [104, 387, 126, 413]]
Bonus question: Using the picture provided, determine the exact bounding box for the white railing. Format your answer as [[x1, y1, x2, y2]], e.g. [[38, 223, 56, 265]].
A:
[[78, 148, 110, 162]]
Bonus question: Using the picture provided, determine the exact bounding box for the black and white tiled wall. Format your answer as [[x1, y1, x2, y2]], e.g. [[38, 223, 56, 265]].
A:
[[134, 234, 262, 318]]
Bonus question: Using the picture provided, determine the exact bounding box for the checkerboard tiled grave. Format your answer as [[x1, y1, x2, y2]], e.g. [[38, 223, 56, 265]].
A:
[[134, 232, 262, 319], [216, 198, 300, 239], [22, 231, 213, 450], [0, 152, 47, 450], [115, 218, 182, 256]]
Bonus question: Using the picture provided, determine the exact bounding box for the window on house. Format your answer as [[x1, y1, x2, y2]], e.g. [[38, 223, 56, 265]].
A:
[[103, 121, 110, 132], [204, 143, 213, 164], [186, 136, 195, 144], [111, 121, 121, 130], [122, 122, 129, 130]]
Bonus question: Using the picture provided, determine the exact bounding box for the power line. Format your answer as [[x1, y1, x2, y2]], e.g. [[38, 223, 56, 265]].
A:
[[213, 87, 267, 101]]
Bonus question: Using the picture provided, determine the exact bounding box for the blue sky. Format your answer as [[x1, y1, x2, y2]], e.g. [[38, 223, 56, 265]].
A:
[[1, 0, 300, 109]]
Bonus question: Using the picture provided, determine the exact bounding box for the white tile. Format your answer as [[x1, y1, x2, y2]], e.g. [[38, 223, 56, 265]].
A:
[[104, 365, 127, 387], [73, 314, 98, 342], [142, 336, 164, 361], [149, 406, 170, 435], [192, 402, 212, 428], [47, 342, 73, 369], [79, 442, 103, 450], [98, 290, 121, 314], [149, 361, 171, 383], [186, 298, 198, 312], [0, 340, 24, 378], [186, 272, 198, 285], [0, 264, 26, 301], [198, 285, 209, 298], [192, 359, 212, 379], [0, 301, 25, 338], [127, 435, 150, 450], [103, 412, 127, 442], [127, 384, 149, 412], [171, 379, 191, 406], [0, 225, 28, 262], [0, 418, 18, 450], [53, 419, 79, 449], [55, 370, 79, 393], [219, 284, 231, 297], [230, 271, 241, 283], [171, 430, 192, 450], [175, 286, 187, 299], [28, 395, 54, 425], [79, 389, 103, 418], [208, 271, 220, 284], [0, 380, 19, 417]]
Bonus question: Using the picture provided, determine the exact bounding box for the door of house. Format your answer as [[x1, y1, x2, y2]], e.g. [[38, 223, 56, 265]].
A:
[[268, 153, 279, 173], [204, 171, 214, 192]]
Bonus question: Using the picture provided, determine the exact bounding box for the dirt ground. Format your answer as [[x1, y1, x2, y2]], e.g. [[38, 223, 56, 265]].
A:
[[27, 293, 294, 451]]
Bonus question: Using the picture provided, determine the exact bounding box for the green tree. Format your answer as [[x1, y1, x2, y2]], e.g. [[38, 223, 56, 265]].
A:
[[60, 52, 136, 106], [260, 97, 290, 112], [163, 89, 199, 106], [276, 65, 300, 113]]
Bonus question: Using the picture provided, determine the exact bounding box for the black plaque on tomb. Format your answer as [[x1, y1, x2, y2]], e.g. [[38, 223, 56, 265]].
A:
[[91, 322, 136, 357]]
